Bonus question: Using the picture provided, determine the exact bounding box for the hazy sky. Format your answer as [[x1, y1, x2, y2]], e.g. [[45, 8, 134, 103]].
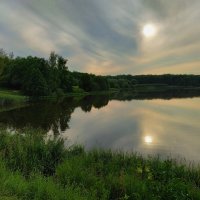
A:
[[0, 0, 200, 75]]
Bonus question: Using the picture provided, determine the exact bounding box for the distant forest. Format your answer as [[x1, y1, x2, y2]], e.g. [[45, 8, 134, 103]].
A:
[[0, 49, 200, 96]]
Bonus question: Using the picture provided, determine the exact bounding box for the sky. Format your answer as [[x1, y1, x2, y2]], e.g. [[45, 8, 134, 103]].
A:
[[0, 0, 200, 75]]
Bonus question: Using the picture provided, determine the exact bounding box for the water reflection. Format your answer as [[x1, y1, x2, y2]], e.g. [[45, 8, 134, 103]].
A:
[[144, 136, 153, 144], [0, 95, 110, 134], [0, 89, 200, 162]]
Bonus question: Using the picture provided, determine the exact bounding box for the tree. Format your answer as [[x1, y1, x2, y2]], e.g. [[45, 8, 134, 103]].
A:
[[23, 68, 48, 96], [0, 48, 7, 57], [0, 49, 10, 76], [57, 56, 68, 70], [95, 76, 109, 91], [80, 74, 93, 92], [49, 51, 57, 68]]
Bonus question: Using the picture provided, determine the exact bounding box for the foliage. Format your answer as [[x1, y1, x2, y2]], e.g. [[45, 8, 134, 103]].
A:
[[0, 49, 12, 76], [113, 74, 200, 87], [22, 68, 48, 96], [0, 50, 111, 96], [0, 52, 72, 96], [0, 129, 65, 176], [72, 72, 109, 92], [0, 48, 200, 97], [0, 159, 90, 200], [0, 129, 200, 199]]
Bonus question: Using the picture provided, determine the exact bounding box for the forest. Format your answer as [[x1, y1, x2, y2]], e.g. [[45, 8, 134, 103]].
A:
[[0, 49, 200, 97]]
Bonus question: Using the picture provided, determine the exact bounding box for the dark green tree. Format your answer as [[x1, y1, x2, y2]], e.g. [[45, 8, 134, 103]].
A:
[[80, 74, 93, 92], [49, 51, 57, 68], [23, 68, 48, 96]]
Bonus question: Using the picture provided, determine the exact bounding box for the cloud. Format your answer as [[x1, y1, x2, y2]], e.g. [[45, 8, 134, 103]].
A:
[[0, 2, 57, 55], [0, 0, 200, 74], [145, 60, 200, 74]]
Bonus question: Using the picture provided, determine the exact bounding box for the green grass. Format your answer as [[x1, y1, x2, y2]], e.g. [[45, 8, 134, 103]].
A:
[[72, 85, 85, 93], [0, 88, 26, 99], [0, 89, 28, 111], [0, 160, 89, 200], [0, 128, 200, 199]]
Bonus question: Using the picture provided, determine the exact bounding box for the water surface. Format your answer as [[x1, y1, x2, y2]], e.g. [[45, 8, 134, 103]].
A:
[[1, 90, 200, 162]]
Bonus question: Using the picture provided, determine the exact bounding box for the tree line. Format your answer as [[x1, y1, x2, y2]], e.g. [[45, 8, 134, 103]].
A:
[[0, 49, 200, 97], [113, 74, 200, 87], [0, 50, 110, 96]]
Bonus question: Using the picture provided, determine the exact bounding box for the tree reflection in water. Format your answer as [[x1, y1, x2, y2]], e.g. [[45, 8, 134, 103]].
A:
[[0, 95, 109, 135], [0, 88, 200, 136]]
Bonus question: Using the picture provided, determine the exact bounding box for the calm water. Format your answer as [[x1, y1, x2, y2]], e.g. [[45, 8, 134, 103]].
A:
[[1, 90, 200, 162]]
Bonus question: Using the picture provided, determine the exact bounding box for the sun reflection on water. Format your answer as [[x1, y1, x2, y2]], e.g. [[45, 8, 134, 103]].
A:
[[144, 136, 153, 144]]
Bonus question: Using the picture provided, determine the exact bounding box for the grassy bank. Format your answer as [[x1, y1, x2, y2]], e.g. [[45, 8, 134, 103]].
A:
[[0, 89, 27, 104], [0, 89, 28, 113], [0, 89, 27, 100], [0, 88, 117, 112], [0, 129, 200, 199], [1, 85, 199, 103], [30, 88, 119, 102]]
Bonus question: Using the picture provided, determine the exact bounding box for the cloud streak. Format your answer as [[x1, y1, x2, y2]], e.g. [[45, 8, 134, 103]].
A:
[[0, 0, 200, 74]]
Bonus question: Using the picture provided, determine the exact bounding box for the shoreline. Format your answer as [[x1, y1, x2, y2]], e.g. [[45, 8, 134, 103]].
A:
[[0, 85, 200, 112], [0, 129, 199, 199]]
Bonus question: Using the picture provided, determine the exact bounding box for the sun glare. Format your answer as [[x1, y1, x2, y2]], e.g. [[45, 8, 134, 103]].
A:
[[144, 136, 153, 144], [142, 24, 157, 38]]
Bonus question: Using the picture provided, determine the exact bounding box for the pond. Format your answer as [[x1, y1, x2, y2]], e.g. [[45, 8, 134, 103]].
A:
[[1, 89, 200, 162]]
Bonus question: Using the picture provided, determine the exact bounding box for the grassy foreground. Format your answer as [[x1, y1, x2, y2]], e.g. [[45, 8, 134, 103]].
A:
[[0, 129, 200, 199]]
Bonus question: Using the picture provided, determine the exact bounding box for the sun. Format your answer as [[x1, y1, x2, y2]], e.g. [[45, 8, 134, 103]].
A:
[[142, 24, 157, 38]]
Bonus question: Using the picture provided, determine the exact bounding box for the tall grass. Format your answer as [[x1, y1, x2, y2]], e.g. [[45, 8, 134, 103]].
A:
[[0, 128, 200, 199], [0, 159, 90, 200], [0, 129, 65, 176]]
